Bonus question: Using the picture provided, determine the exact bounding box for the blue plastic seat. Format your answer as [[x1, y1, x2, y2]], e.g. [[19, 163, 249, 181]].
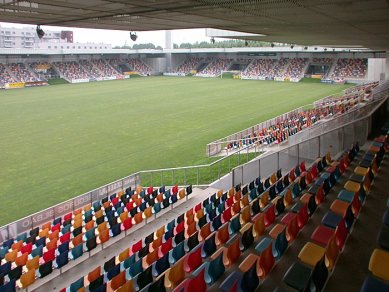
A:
[[219, 271, 242, 292], [55, 251, 69, 269], [201, 233, 216, 258], [128, 259, 143, 278], [229, 214, 241, 235], [204, 252, 225, 284], [383, 210, 389, 228], [121, 253, 136, 271], [69, 277, 84, 292], [169, 241, 185, 264], [69, 243, 83, 260], [321, 211, 343, 229], [106, 264, 120, 281], [241, 259, 260, 291], [152, 253, 170, 277], [0, 279, 16, 292], [361, 275, 389, 292], [212, 214, 222, 231], [57, 241, 69, 255], [110, 223, 121, 237], [337, 190, 355, 204]]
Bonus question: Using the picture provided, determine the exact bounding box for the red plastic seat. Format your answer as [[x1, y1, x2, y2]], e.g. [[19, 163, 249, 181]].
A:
[[257, 241, 275, 279], [264, 204, 276, 227], [184, 245, 203, 273]]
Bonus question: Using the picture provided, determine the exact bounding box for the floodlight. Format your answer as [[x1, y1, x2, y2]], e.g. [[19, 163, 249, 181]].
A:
[[304, 46, 308, 50], [290, 45, 294, 49], [130, 32, 137, 41], [36, 25, 45, 39], [210, 37, 215, 44], [271, 43, 274, 47], [245, 40, 249, 46]]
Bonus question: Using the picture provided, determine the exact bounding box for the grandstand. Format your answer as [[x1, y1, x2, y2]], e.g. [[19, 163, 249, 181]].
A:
[[1, 0, 389, 291]]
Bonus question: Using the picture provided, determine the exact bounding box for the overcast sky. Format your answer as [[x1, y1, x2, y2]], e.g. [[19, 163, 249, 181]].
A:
[[0, 22, 210, 47]]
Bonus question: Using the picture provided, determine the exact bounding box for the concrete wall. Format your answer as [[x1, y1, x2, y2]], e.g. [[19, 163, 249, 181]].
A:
[[368, 58, 386, 81]]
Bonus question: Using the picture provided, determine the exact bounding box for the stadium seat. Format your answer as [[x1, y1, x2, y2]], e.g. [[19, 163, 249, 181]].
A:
[[369, 248, 389, 281]]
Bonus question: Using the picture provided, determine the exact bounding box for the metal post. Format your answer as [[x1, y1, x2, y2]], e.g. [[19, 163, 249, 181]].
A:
[[238, 150, 240, 166], [277, 152, 280, 171], [229, 155, 231, 172], [151, 172, 153, 186], [218, 163, 221, 180], [172, 169, 175, 186], [161, 171, 163, 186], [197, 168, 199, 186], [297, 144, 300, 164], [184, 169, 187, 185]]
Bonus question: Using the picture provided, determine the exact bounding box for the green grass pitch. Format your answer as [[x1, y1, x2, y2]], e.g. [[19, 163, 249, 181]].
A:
[[0, 77, 351, 225]]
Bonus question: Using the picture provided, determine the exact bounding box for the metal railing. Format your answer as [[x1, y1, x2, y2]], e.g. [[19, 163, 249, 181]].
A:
[[0, 143, 262, 243], [230, 80, 389, 187]]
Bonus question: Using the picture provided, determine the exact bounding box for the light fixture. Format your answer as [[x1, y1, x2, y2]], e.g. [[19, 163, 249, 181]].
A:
[[130, 32, 137, 41], [271, 43, 274, 47], [290, 45, 294, 49], [324, 48, 327, 51], [314, 47, 318, 50], [36, 25, 45, 39], [210, 37, 215, 44], [304, 46, 308, 50], [245, 40, 249, 46]]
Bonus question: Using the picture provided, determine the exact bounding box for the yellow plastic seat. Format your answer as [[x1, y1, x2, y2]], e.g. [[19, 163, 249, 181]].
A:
[[354, 166, 369, 176], [18, 268, 36, 288], [298, 242, 325, 267], [369, 249, 389, 281], [344, 180, 360, 193], [164, 258, 185, 288]]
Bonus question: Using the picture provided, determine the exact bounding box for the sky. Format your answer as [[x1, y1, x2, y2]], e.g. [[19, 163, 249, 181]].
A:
[[0, 22, 210, 47]]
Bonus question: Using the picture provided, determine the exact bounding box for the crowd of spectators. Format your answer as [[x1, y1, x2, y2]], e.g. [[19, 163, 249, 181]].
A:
[[242, 59, 277, 78], [0, 63, 16, 85], [79, 60, 104, 78], [269, 58, 290, 78], [91, 59, 122, 77], [174, 57, 203, 74], [196, 58, 232, 76], [127, 58, 152, 76], [330, 58, 367, 80], [6, 63, 40, 83], [53, 61, 90, 80], [281, 58, 309, 79]]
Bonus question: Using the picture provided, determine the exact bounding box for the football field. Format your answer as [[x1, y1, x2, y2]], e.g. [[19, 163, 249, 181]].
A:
[[0, 77, 351, 225]]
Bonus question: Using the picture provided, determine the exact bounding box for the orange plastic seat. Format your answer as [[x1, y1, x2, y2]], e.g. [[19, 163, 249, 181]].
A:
[[15, 252, 28, 267], [199, 223, 211, 242], [283, 189, 294, 207], [252, 213, 265, 239], [41, 221, 51, 231], [116, 279, 134, 292], [165, 258, 185, 288], [260, 191, 270, 208], [144, 249, 159, 268], [39, 228, 50, 238], [228, 187, 235, 198], [49, 229, 60, 241], [330, 200, 350, 218], [11, 240, 23, 251], [240, 206, 251, 225], [118, 248, 129, 262], [110, 271, 126, 291], [132, 212, 143, 225], [196, 209, 205, 221], [18, 268, 36, 288], [46, 239, 58, 251], [152, 236, 163, 251], [26, 256, 40, 271], [186, 221, 197, 238], [216, 222, 230, 246], [72, 219, 82, 230], [83, 204, 92, 213], [154, 226, 165, 239], [87, 266, 101, 285], [224, 235, 241, 267], [5, 249, 18, 262], [84, 220, 95, 232], [240, 194, 249, 208], [97, 221, 108, 233], [179, 188, 186, 200], [98, 228, 110, 244], [142, 207, 153, 220], [120, 211, 129, 223], [94, 209, 104, 219], [72, 234, 83, 247]]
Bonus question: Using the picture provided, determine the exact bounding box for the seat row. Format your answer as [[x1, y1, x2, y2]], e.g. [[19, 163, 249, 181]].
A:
[[361, 134, 389, 291], [218, 144, 356, 291], [61, 151, 335, 292], [283, 139, 386, 291], [0, 185, 192, 290]]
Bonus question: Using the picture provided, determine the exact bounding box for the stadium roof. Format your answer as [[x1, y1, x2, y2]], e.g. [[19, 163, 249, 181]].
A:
[[1, 0, 389, 50]]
